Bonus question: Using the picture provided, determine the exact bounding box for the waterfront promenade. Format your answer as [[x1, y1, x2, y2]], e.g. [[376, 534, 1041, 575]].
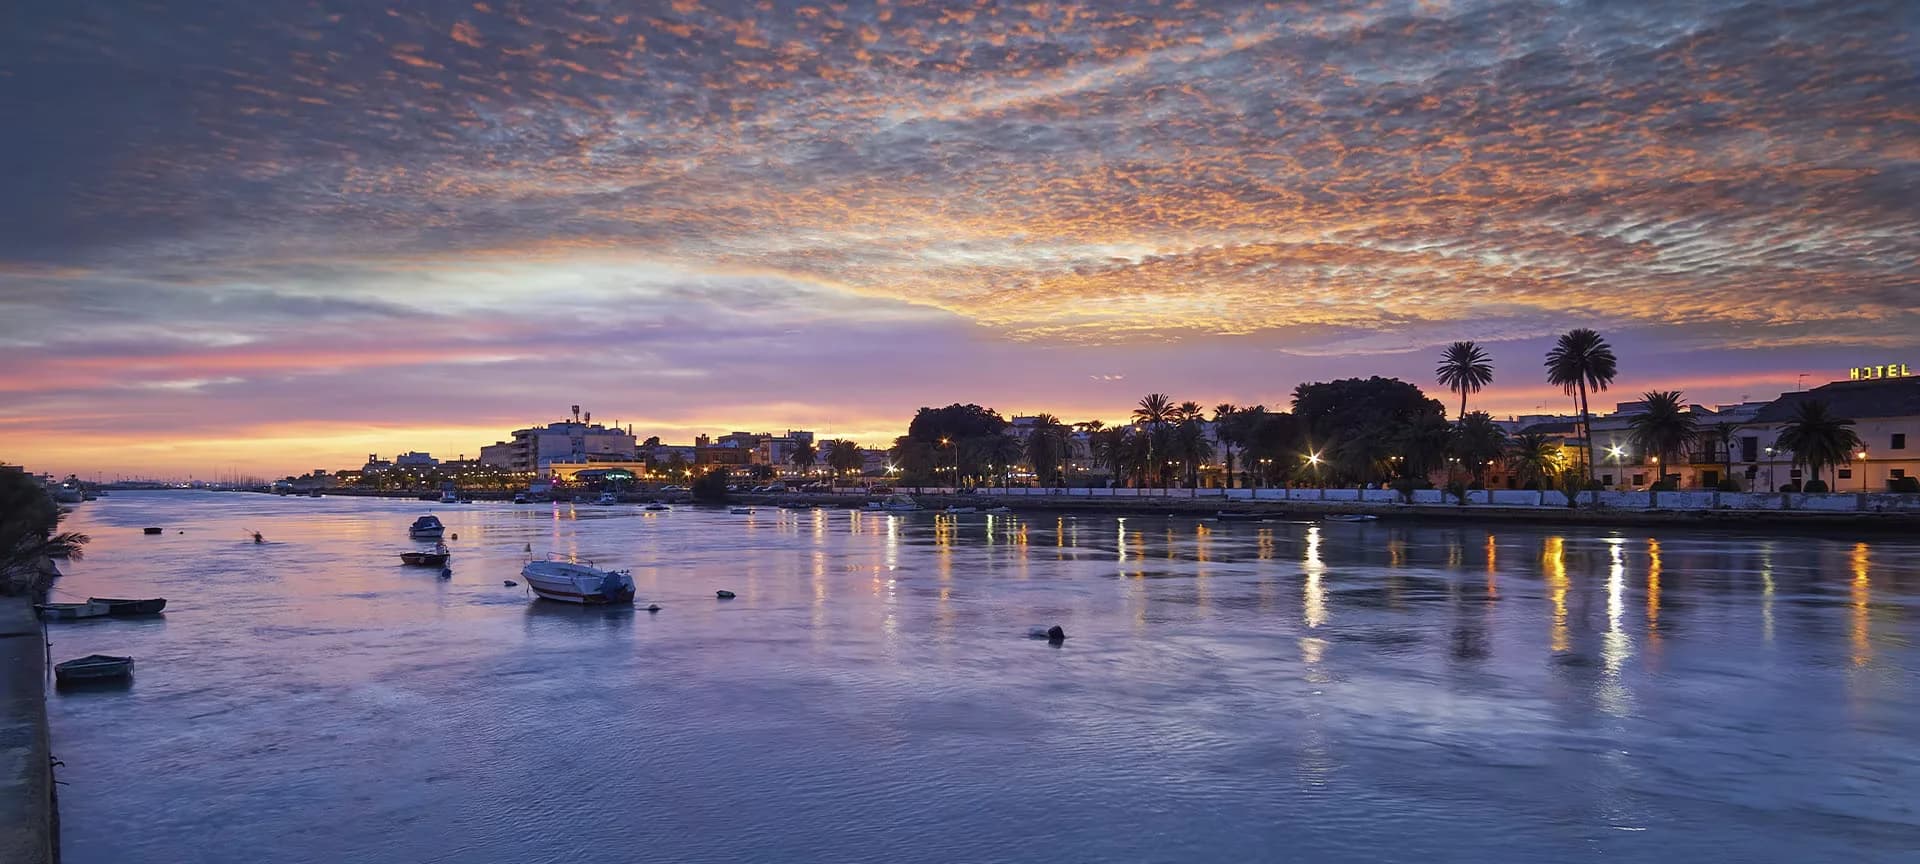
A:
[[0, 596, 53, 864]]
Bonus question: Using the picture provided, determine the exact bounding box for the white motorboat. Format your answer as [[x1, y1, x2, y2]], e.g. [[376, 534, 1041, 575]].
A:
[[729, 506, 754, 515], [408, 515, 446, 539], [519, 557, 636, 605], [36, 600, 112, 620], [595, 492, 620, 505], [438, 491, 459, 504], [944, 506, 977, 514], [866, 494, 923, 512], [1324, 514, 1378, 522]]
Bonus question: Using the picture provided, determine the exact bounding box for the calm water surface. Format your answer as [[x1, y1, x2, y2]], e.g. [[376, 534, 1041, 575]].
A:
[[46, 492, 1920, 863]]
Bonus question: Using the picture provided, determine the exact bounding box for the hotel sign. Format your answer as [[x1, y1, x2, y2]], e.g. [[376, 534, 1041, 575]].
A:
[[1850, 363, 1911, 380]]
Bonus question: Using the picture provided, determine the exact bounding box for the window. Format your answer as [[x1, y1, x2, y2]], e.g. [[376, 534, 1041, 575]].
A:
[[1790, 468, 1804, 479], [1894, 469, 1908, 479], [1602, 474, 1614, 486], [1631, 473, 1646, 486], [1894, 433, 1907, 450], [1741, 436, 1759, 462], [1839, 468, 1853, 480]]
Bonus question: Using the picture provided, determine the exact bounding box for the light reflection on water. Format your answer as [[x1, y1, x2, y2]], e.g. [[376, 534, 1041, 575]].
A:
[[45, 492, 1920, 864]]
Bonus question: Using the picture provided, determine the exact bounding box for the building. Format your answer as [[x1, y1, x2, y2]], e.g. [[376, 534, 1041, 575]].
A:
[[394, 451, 438, 468], [480, 417, 638, 473], [1747, 375, 1920, 491]]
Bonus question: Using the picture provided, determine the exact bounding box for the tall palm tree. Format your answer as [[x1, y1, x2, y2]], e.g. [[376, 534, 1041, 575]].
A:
[[1024, 414, 1071, 486], [1212, 403, 1240, 488], [787, 439, 818, 478], [1544, 328, 1618, 484], [1132, 394, 1174, 487], [1775, 400, 1862, 490], [825, 440, 864, 486], [1703, 420, 1744, 487], [1174, 415, 1215, 488], [1507, 432, 1559, 489], [1175, 400, 1206, 424], [1627, 390, 1697, 485], [1436, 341, 1494, 421]]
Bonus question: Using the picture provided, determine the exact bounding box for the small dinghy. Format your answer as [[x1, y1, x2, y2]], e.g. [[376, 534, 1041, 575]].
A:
[[400, 543, 451, 567], [1215, 512, 1265, 522], [945, 506, 978, 514], [642, 503, 670, 511], [36, 600, 112, 620], [1324, 514, 1378, 522], [91, 597, 167, 616], [716, 590, 736, 599], [55, 654, 134, 683], [520, 557, 635, 605], [142, 527, 163, 535], [729, 507, 754, 515]]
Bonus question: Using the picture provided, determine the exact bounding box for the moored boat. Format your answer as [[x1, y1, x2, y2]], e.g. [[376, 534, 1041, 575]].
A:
[[642, 502, 670, 511], [512, 493, 529, 504], [399, 544, 451, 567], [595, 491, 620, 505], [439, 491, 459, 504], [55, 654, 134, 683], [36, 600, 112, 620], [519, 558, 636, 605], [1324, 513, 1378, 522], [729, 506, 754, 515], [867, 494, 922, 512], [308, 489, 323, 498], [408, 515, 445, 539], [1215, 511, 1265, 522], [91, 597, 167, 616], [944, 506, 978, 514], [143, 527, 163, 535]]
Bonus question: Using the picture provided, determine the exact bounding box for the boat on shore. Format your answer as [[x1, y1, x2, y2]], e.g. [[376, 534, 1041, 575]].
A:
[[55, 654, 133, 683], [595, 492, 620, 506], [37, 600, 112, 620], [1325, 514, 1378, 522], [408, 515, 445, 539], [866, 494, 923, 512], [438, 491, 459, 504], [91, 597, 167, 616], [519, 557, 635, 605]]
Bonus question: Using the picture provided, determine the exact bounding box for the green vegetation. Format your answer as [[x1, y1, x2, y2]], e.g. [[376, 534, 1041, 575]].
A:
[[1435, 341, 1494, 421], [1, 469, 89, 595], [1545, 328, 1618, 484], [1627, 390, 1698, 483], [1775, 400, 1862, 491], [691, 467, 732, 504]]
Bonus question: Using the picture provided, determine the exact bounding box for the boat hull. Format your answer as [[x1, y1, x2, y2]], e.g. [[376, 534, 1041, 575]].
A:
[[521, 561, 635, 605], [90, 597, 167, 616], [36, 601, 111, 620], [55, 655, 134, 682], [399, 553, 450, 566]]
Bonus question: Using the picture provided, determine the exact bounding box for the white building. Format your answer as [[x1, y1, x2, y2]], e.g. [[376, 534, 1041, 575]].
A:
[[1746, 376, 1920, 492], [480, 419, 637, 474]]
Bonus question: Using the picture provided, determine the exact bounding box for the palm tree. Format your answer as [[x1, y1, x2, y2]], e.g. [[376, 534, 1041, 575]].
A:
[[1450, 412, 1509, 487], [1703, 420, 1744, 488], [1024, 414, 1071, 486], [2, 473, 90, 592], [1174, 416, 1215, 488], [1627, 390, 1697, 486], [1132, 393, 1174, 487], [1775, 400, 1862, 490], [825, 439, 864, 486], [1212, 404, 1240, 488], [787, 439, 818, 478], [1507, 432, 1559, 489], [1174, 400, 1206, 424], [977, 434, 1025, 488], [1544, 328, 1618, 484], [1436, 341, 1494, 421]]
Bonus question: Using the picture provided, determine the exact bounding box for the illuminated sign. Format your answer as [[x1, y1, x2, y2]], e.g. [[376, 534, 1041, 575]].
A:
[[1849, 363, 1911, 380]]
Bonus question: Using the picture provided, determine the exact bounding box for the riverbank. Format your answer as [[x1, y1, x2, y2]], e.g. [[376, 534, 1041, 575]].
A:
[[0, 595, 54, 864]]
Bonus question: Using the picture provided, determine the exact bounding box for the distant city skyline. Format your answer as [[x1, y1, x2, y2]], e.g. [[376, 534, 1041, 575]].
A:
[[3, 1, 1915, 477]]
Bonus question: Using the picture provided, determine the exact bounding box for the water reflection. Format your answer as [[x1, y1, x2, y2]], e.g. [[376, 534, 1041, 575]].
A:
[[41, 493, 1920, 864]]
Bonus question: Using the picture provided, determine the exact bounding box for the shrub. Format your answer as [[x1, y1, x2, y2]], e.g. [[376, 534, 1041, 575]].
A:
[[1466, 481, 1485, 491], [1716, 478, 1742, 492], [1445, 481, 1467, 504], [1521, 479, 1539, 491], [1779, 482, 1801, 493], [1649, 479, 1677, 492], [1890, 476, 1920, 493], [1584, 480, 1605, 491], [1802, 479, 1829, 494], [691, 468, 732, 504]]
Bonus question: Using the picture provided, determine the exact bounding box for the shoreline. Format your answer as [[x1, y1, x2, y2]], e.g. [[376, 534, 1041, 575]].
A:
[[0, 592, 53, 864]]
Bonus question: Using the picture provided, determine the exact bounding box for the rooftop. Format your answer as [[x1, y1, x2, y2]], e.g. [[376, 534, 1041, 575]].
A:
[[1752, 376, 1920, 423]]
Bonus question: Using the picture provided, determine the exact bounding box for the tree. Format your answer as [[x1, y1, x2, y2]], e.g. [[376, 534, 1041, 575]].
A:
[[1239, 409, 1300, 487], [1174, 400, 1206, 424], [1132, 394, 1174, 487], [825, 439, 864, 485], [889, 436, 937, 486], [975, 434, 1025, 488], [1292, 377, 1448, 486], [1435, 341, 1494, 421], [1023, 415, 1071, 487], [1627, 390, 1697, 486], [2, 470, 89, 594], [1703, 420, 1745, 486], [1174, 415, 1215, 488], [1212, 404, 1241, 488], [1449, 411, 1509, 487], [1507, 432, 1560, 489], [788, 439, 818, 477], [904, 404, 1007, 480], [691, 467, 732, 504], [1775, 400, 1862, 491], [1544, 328, 1618, 484]]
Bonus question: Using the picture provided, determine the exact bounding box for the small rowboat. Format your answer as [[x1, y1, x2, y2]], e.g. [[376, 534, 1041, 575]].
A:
[[37, 601, 112, 620], [142, 527, 163, 535], [55, 654, 134, 683], [1324, 514, 1378, 522], [91, 597, 167, 616], [1215, 512, 1265, 522], [399, 551, 451, 567]]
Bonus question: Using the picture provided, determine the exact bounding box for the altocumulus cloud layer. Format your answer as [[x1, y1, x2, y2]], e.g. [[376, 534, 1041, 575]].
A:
[[1, 0, 1917, 473]]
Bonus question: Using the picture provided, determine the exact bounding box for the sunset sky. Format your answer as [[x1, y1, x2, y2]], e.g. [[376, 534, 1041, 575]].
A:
[[3, 0, 1916, 478]]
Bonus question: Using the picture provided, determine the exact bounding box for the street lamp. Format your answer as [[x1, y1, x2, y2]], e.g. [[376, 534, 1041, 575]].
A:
[[1857, 450, 1868, 491], [1764, 446, 1776, 491]]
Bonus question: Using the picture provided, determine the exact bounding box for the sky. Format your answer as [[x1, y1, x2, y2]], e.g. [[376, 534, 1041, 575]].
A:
[[2, 0, 1916, 479]]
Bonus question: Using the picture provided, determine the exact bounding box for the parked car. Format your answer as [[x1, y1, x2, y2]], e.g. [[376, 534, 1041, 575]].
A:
[[659, 485, 685, 492]]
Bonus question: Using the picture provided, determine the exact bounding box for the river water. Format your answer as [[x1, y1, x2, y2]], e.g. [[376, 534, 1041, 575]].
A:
[[43, 491, 1920, 863]]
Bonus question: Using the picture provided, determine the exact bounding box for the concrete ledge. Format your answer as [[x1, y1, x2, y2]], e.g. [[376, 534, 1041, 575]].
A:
[[0, 596, 52, 864]]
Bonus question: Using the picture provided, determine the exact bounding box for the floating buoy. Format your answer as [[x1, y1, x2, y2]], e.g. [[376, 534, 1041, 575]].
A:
[[1028, 625, 1067, 643], [646, 604, 661, 612], [450, 533, 458, 541], [439, 567, 452, 578], [716, 590, 736, 599], [504, 580, 517, 587], [524, 543, 532, 553]]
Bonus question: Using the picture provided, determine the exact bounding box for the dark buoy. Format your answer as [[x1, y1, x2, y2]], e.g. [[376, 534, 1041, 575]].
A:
[[504, 580, 518, 587], [716, 590, 736, 599], [646, 604, 661, 612], [524, 543, 532, 553], [439, 567, 452, 578], [1047, 625, 1066, 643], [451, 533, 459, 541], [143, 527, 162, 535]]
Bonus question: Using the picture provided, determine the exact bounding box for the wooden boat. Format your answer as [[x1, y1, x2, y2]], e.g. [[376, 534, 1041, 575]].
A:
[[945, 506, 978, 514], [408, 515, 445, 539], [36, 600, 112, 620], [520, 557, 635, 604], [143, 527, 163, 535], [399, 548, 451, 567], [91, 597, 167, 616], [55, 654, 134, 683], [1324, 514, 1378, 522], [1215, 512, 1266, 522], [729, 507, 754, 515]]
